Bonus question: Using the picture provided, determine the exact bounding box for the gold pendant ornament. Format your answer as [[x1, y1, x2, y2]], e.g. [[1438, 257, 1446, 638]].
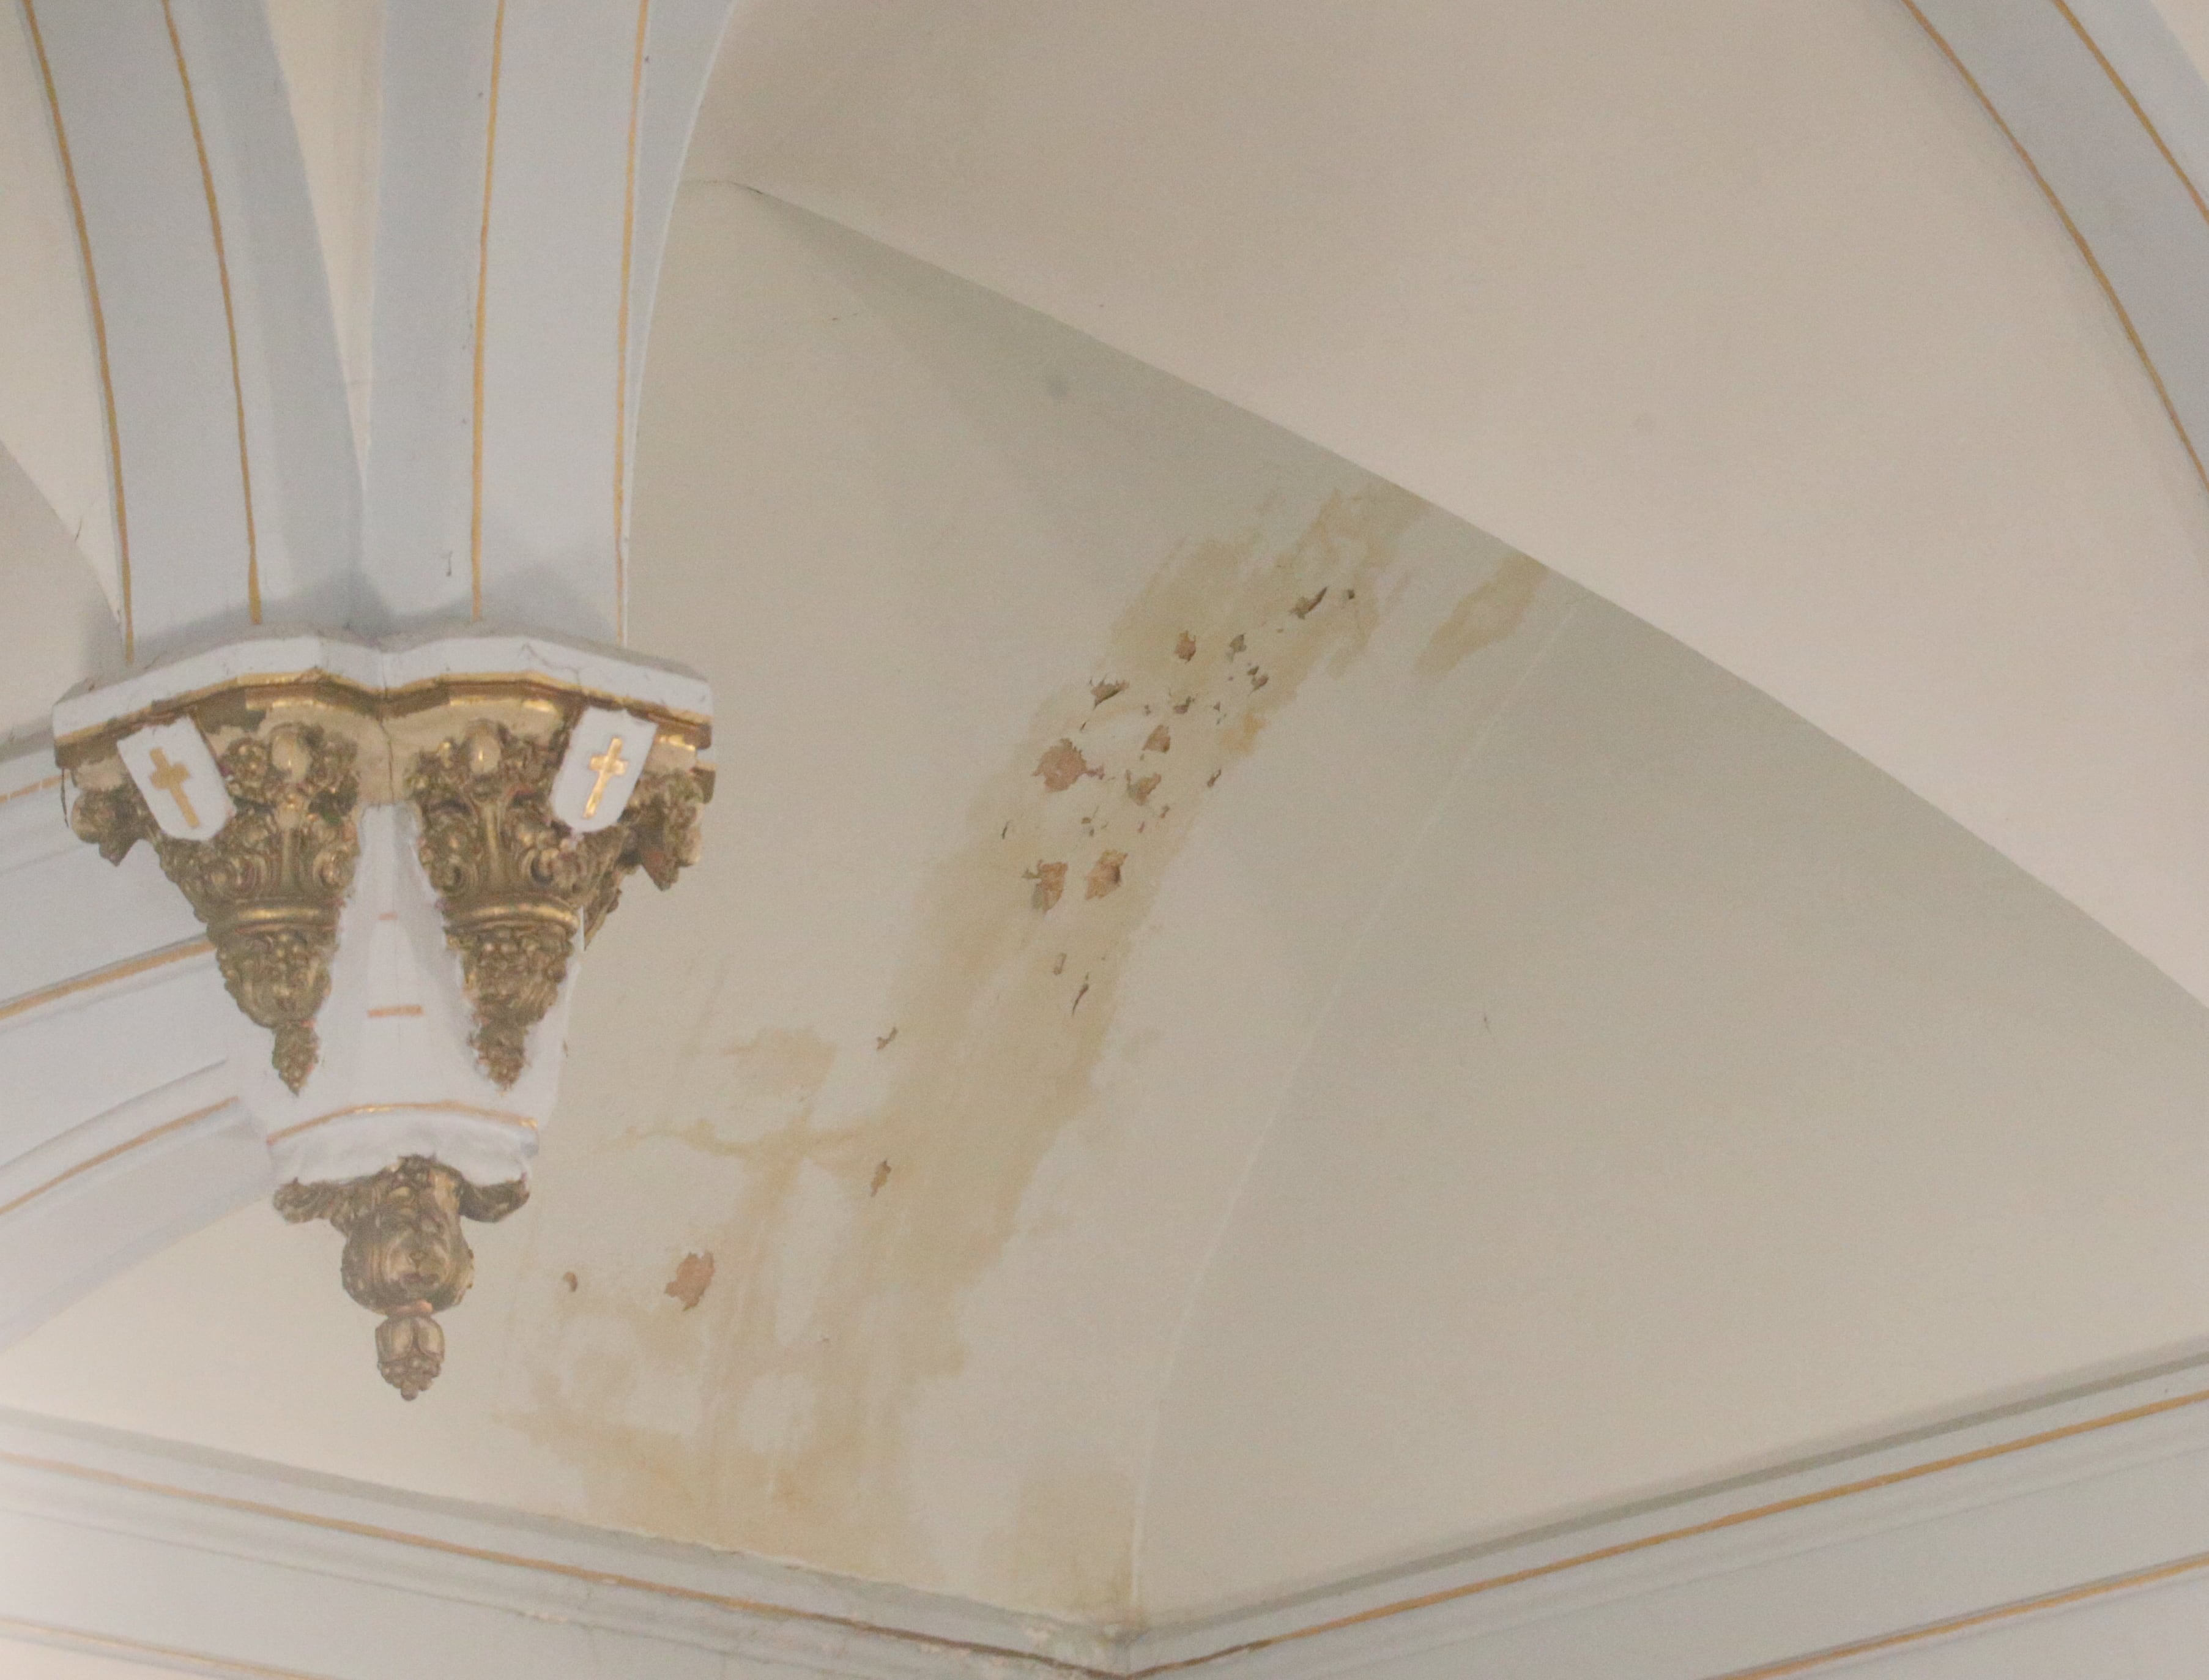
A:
[[273, 1156, 529, 1399]]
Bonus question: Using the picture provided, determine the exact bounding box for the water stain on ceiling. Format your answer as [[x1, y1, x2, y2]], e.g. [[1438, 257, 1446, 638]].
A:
[[500, 484, 1443, 1602]]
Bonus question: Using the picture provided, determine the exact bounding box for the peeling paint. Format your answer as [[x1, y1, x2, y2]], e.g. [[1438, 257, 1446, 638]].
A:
[[666, 1252, 716, 1310], [1028, 860, 1068, 910], [1035, 739, 1099, 791], [1086, 851, 1127, 899], [503, 483, 1430, 1608], [1143, 725, 1170, 754]]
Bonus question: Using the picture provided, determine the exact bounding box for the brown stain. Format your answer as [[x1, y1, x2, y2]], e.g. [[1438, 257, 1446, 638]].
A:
[[1034, 739, 1099, 791], [1085, 850, 1126, 899], [666, 1252, 716, 1310], [995, 1457, 1138, 1626], [1027, 860, 1067, 910], [505, 484, 1428, 1608], [1416, 551, 1547, 678]]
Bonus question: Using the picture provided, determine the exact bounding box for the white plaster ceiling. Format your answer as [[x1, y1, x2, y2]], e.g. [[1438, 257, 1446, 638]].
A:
[[5, 0, 2209, 1638], [690, 0, 2209, 1016]]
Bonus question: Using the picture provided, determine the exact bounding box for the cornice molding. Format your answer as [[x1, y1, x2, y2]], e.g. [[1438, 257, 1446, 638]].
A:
[[12, 1357, 2209, 1678]]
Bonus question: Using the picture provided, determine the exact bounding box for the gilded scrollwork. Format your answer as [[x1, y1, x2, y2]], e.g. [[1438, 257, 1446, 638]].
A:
[[407, 720, 709, 1087], [273, 1156, 528, 1399], [70, 724, 360, 1091]]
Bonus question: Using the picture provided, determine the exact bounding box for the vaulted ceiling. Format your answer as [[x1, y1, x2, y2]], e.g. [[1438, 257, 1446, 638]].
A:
[[4, 0, 2209, 1635]]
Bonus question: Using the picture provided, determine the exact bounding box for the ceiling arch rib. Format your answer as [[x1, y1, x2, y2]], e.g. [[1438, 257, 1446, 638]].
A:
[[356, 0, 738, 644], [1911, 0, 2209, 493], [693, 0, 2209, 1012], [22, 0, 355, 661]]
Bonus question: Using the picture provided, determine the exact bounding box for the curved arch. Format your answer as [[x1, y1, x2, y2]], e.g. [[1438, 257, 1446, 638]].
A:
[[689, 0, 2209, 1014]]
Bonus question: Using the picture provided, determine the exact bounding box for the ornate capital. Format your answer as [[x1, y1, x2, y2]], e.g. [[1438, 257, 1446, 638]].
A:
[[54, 631, 713, 1397], [274, 1156, 527, 1399], [70, 724, 360, 1091], [409, 721, 709, 1087]]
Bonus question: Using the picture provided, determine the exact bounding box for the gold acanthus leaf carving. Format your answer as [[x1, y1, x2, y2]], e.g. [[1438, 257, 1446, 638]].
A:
[[70, 725, 360, 1091], [273, 1156, 527, 1399], [407, 721, 708, 1088]]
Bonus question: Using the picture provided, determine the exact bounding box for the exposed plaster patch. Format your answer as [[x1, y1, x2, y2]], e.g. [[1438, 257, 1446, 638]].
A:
[[1028, 860, 1068, 910], [666, 1252, 716, 1310], [1143, 725, 1170, 754], [1174, 633, 1196, 661], [1086, 851, 1127, 899], [1035, 740, 1099, 791], [1416, 551, 1547, 678]]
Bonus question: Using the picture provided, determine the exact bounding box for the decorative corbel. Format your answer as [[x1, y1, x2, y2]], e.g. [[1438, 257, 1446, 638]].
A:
[[69, 723, 360, 1091]]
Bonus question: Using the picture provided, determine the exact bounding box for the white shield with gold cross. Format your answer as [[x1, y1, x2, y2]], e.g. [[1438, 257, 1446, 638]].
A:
[[550, 707, 658, 833], [116, 718, 234, 841]]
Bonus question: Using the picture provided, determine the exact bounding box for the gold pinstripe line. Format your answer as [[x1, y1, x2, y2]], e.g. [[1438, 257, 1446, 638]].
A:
[[1899, 0, 2209, 501], [160, 0, 260, 625], [468, 0, 510, 622], [613, 0, 650, 646], [21, 0, 133, 661]]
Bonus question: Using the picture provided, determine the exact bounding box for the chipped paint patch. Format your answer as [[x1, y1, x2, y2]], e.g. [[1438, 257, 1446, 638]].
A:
[[666, 1252, 716, 1310], [1028, 860, 1068, 910], [504, 483, 1430, 1604], [1086, 850, 1127, 899], [1036, 739, 1100, 791]]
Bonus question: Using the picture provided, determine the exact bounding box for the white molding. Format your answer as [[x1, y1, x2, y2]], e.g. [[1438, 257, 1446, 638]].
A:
[[16, 1361, 2209, 1678], [0, 1410, 1115, 1680]]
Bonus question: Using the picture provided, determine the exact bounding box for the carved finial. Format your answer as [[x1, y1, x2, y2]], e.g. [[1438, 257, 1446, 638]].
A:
[[273, 1156, 527, 1399]]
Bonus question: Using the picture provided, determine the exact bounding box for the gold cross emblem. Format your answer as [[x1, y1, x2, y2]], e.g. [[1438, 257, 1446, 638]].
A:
[[584, 735, 628, 819], [146, 747, 200, 828]]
